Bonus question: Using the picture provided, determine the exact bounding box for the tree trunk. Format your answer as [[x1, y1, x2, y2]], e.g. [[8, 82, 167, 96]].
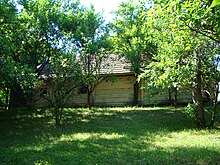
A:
[[173, 87, 178, 107], [191, 50, 206, 128], [168, 87, 177, 106], [9, 86, 26, 110], [209, 84, 219, 128], [168, 88, 172, 106], [133, 80, 139, 106], [87, 88, 92, 110], [4, 88, 10, 110], [209, 103, 218, 128], [192, 71, 206, 128], [54, 107, 63, 126]]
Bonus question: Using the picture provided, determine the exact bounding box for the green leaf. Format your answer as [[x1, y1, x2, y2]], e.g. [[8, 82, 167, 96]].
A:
[[210, 0, 220, 8]]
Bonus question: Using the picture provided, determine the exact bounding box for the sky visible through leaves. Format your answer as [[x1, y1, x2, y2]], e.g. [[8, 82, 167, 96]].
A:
[[80, 0, 126, 21], [16, 0, 126, 22]]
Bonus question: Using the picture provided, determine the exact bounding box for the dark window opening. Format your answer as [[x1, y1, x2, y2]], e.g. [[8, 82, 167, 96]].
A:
[[78, 85, 88, 94]]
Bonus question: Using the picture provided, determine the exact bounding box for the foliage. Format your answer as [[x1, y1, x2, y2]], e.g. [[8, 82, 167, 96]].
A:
[[18, 0, 67, 74], [67, 5, 112, 109], [178, 0, 220, 44], [40, 51, 83, 125], [17, 0, 112, 122], [111, 0, 157, 105], [0, 0, 113, 123], [0, 107, 220, 164], [0, 0, 17, 90], [185, 103, 197, 120], [20, 0, 86, 124], [211, 0, 220, 8], [0, 0, 37, 108], [139, 0, 220, 128], [111, 0, 156, 73]]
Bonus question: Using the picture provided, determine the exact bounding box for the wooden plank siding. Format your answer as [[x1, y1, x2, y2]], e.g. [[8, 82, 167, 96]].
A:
[[34, 74, 193, 108], [94, 75, 135, 106]]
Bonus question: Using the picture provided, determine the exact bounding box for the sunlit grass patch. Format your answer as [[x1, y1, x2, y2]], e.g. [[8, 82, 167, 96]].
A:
[[154, 129, 220, 149], [58, 132, 126, 142]]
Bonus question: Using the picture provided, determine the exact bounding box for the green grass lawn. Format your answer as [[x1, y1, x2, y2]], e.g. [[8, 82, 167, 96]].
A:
[[0, 107, 220, 165]]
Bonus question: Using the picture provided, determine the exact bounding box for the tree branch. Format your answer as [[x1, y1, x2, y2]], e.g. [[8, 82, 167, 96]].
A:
[[185, 23, 220, 44]]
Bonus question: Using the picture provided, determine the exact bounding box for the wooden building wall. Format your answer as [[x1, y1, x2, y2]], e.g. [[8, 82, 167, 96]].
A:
[[34, 74, 193, 108], [93, 75, 135, 106]]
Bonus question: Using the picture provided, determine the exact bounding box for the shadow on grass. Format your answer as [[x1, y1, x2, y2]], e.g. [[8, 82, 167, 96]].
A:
[[2, 136, 220, 164], [62, 108, 196, 135], [0, 107, 197, 146], [0, 107, 219, 164]]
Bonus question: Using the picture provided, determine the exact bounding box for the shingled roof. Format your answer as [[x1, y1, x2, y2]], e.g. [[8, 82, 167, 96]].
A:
[[100, 55, 133, 74], [39, 54, 133, 79]]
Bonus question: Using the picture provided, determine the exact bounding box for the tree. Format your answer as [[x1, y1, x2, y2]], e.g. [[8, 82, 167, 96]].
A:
[[19, 0, 90, 125], [80, 9, 112, 110], [10, 0, 63, 108], [111, 0, 156, 105], [140, 0, 220, 128], [20, 0, 85, 125], [170, 0, 220, 128], [40, 51, 83, 125], [37, 2, 112, 123], [62, 5, 112, 109], [7, 0, 80, 110], [0, 0, 36, 109], [1, 0, 112, 115]]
